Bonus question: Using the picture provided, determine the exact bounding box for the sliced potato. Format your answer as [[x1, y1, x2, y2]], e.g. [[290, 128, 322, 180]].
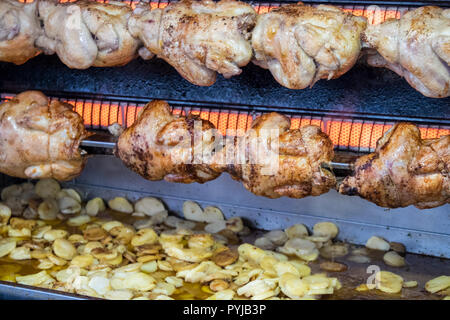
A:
[[131, 228, 159, 247], [204, 221, 227, 234], [320, 261, 348, 272], [182, 201, 204, 222], [134, 197, 166, 216], [86, 198, 106, 217], [425, 276, 450, 294], [141, 261, 158, 273], [35, 179, 61, 199], [104, 289, 133, 300], [71, 254, 94, 268], [0, 203, 11, 225], [203, 206, 225, 222], [108, 197, 133, 214], [210, 279, 229, 292], [164, 215, 182, 228], [9, 246, 31, 260], [313, 222, 338, 239], [212, 247, 239, 267], [226, 217, 244, 233], [38, 199, 58, 220], [383, 251, 406, 267], [88, 276, 111, 295], [43, 229, 68, 241], [366, 236, 390, 251], [285, 224, 308, 239], [58, 196, 81, 214], [254, 237, 275, 250], [67, 215, 91, 227], [57, 189, 82, 203], [16, 271, 54, 286], [150, 210, 168, 225], [278, 238, 319, 261], [53, 238, 77, 260], [265, 230, 288, 246], [279, 273, 308, 299], [375, 271, 403, 294], [0, 238, 16, 258]]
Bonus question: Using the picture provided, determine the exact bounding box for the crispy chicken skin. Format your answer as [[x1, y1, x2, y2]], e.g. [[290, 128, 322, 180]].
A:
[[339, 123, 449, 209], [37, 0, 140, 69], [252, 3, 367, 89], [116, 100, 221, 183], [0, 91, 88, 181], [212, 113, 336, 198], [129, 0, 256, 86], [363, 6, 450, 98], [0, 0, 41, 65]]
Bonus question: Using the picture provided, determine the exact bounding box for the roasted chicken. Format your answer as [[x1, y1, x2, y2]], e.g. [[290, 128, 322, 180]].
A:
[[363, 6, 450, 98], [0, 0, 41, 65], [212, 112, 336, 198], [116, 100, 221, 183], [0, 91, 89, 181], [36, 0, 140, 69], [252, 4, 367, 89], [339, 123, 449, 209], [129, 0, 257, 86]]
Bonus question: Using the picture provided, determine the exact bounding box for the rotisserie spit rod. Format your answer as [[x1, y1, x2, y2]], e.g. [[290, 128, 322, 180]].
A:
[[1, 92, 449, 208]]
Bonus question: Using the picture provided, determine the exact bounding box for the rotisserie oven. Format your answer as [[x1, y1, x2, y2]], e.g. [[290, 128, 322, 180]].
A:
[[0, 0, 449, 300]]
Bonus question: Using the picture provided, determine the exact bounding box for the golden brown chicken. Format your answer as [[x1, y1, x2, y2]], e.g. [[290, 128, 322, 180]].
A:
[[252, 3, 367, 89], [129, 0, 257, 86], [36, 0, 140, 69], [0, 0, 42, 65], [363, 6, 450, 98], [212, 112, 336, 198], [116, 100, 221, 183], [339, 123, 449, 209], [0, 91, 89, 181]]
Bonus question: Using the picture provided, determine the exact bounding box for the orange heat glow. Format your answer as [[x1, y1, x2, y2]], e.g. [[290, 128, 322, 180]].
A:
[[18, 0, 405, 24]]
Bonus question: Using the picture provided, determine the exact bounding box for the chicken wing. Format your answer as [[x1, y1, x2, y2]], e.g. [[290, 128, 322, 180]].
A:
[[0, 91, 88, 181], [252, 3, 367, 89], [129, 0, 256, 86], [363, 6, 450, 98], [0, 0, 41, 65], [212, 112, 336, 198], [116, 100, 221, 183], [339, 123, 449, 209], [36, 0, 140, 69]]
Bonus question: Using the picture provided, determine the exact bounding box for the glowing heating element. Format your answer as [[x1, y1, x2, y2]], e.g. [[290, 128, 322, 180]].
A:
[[19, 0, 408, 24]]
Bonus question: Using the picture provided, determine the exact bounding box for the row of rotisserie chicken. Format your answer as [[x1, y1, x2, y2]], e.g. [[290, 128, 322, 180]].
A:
[[0, 0, 449, 98], [0, 91, 448, 210]]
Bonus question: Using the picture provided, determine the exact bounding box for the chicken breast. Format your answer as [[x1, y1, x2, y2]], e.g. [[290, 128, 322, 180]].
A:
[[212, 113, 336, 198], [339, 123, 449, 209], [37, 0, 140, 69], [129, 0, 256, 86], [116, 100, 221, 183], [0, 0, 41, 65], [252, 4, 367, 89], [363, 6, 450, 98], [0, 91, 88, 181]]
